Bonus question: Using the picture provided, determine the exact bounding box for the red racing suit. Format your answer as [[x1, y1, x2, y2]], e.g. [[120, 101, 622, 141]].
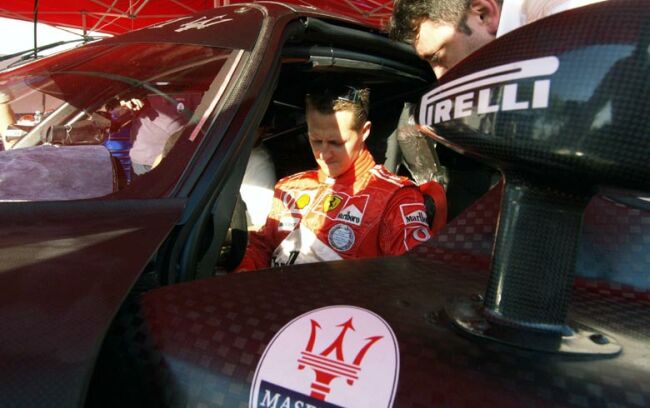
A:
[[237, 149, 432, 271]]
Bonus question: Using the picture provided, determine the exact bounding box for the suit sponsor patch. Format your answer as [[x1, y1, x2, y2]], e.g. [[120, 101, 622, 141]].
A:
[[279, 216, 299, 231], [328, 224, 355, 252], [400, 203, 428, 226], [282, 190, 315, 214], [315, 193, 369, 224], [296, 194, 311, 209], [323, 195, 343, 212], [412, 226, 431, 242], [336, 204, 363, 226]]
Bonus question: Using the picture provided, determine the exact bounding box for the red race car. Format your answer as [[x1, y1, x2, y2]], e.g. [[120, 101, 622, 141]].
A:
[[0, 2, 647, 407]]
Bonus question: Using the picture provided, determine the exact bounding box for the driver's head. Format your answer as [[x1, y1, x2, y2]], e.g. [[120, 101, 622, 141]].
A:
[[305, 81, 371, 178], [389, 0, 502, 78]]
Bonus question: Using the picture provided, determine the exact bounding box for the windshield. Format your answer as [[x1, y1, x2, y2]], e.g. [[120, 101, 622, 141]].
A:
[[0, 42, 240, 201]]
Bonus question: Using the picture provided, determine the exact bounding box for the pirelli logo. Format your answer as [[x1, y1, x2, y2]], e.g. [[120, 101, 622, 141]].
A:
[[419, 56, 560, 126]]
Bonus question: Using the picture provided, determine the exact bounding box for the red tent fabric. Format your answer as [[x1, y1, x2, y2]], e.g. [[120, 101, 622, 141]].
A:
[[0, 1, 394, 34]]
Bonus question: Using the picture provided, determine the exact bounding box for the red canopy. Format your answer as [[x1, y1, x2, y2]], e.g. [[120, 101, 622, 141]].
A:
[[0, 1, 394, 34]]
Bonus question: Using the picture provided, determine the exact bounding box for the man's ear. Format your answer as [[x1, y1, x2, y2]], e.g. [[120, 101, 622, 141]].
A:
[[469, 0, 501, 36], [361, 121, 371, 142]]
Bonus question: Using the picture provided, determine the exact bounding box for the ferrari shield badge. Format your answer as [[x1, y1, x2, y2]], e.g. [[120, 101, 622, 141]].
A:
[[250, 306, 400, 408]]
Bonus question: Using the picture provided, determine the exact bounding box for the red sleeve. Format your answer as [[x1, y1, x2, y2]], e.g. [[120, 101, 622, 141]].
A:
[[236, 187, 284, 272], [379, 186, 431, 256]]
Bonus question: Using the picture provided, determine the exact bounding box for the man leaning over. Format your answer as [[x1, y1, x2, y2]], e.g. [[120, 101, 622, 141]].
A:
[[236, 82, 431, 271], [389, 0, 503, 78]]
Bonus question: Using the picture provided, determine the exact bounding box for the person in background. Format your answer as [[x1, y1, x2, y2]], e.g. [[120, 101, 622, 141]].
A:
[[387, 1, 502, 217], [390, 0, 608, 77], [0, 87, 16, 149], [117, 94, 199, 176]]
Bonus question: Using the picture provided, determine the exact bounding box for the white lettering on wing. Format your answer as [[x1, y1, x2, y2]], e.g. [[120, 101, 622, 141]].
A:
[[419, 56, 560, 126]]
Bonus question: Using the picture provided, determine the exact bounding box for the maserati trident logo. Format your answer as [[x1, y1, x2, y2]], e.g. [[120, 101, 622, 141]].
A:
[[419, 56, 560, 126], [297, 318, 382, 400], [250, 306, 399, 408]]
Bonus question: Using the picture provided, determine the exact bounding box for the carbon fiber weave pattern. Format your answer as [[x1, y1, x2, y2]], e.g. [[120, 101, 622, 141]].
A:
[[93, 185, 649, 407]]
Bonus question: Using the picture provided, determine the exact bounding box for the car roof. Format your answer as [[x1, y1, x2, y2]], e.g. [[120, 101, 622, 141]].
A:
[[95, 2, 368, 51]]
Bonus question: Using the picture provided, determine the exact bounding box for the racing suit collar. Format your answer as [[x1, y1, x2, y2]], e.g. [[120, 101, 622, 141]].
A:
[[318, 147, 375, 185]]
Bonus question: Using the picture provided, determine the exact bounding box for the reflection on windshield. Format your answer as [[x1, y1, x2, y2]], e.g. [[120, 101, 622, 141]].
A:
[[0, 42, 238, 201]]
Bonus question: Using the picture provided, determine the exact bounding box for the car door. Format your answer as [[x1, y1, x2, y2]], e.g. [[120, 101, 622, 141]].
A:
[[0, 6, 265, 407]]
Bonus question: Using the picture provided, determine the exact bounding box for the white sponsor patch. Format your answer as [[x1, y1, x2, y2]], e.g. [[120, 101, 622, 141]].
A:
[[174, 15, 233, 32], [272, 225, 342, 266], [282, 190, 315, 214], [279, 217, 299, 232], [314, 192, 370, 223], [336, 204, 363, 226], [328, 224, 355, 252], [419, 56, 559, 126], [403, 225, 432, 251], [400, 203, 428, 226], [412, 226, 431, 242], [250, 306, 399, 408]]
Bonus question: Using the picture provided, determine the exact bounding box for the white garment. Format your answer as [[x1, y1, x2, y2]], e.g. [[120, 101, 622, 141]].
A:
[[129, 95, 194, 166], [240, 145, 276, 227], [497, 0, 607, 37]]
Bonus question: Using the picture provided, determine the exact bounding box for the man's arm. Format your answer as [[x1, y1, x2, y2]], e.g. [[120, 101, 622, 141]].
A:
[[379, 186, 432, 255]]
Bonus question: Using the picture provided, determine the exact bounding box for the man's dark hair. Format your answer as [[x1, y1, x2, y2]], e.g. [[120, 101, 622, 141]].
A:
[[305, 80, 370, 130], [389, 0, 475, 43]]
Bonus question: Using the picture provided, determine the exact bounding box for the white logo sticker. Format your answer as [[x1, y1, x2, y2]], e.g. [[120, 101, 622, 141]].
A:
[[250, 306, 399, 408], [419, 56, 560, 126], [146, 16, 192, 30], [279, 217, 299, 232], [336, 204, 363, 226], [400, 203, 428, 226], [282, 190, 315, 214], [174, 15, 233, 32], [412, 226, 431, 242], [328, 224, 355, 252]]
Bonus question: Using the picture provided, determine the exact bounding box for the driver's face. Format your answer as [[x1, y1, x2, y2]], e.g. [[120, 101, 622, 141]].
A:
[[306, 109, 370, 178]]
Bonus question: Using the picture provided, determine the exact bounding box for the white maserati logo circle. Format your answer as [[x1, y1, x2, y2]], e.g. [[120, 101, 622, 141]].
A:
[[250, 306, 400, 408]]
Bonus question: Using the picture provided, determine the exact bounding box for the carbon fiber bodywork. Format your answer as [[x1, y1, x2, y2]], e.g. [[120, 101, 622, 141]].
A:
[[101, 186, 649, 407], [415, 0, 649, 350], [417, 0, 650, 190], [91, 2, 650, 406], [3, 1, 648, 407]]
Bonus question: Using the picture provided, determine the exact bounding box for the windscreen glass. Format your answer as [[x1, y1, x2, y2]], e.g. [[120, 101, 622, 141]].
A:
[[0, 42, 240, 201]]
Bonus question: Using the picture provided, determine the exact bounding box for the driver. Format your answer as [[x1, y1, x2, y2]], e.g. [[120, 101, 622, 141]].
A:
[[236, 81, 433, 271]]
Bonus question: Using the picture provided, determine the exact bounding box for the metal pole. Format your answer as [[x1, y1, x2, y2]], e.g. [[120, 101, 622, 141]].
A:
[[33, 0, 39, 59]]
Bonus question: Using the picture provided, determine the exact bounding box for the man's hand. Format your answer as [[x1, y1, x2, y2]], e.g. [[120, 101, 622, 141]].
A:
[[119, 98, 144, 112]]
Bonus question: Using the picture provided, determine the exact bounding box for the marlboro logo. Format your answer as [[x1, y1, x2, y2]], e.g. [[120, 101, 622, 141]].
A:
[[400, 203, 429, 226], [250, 306, 400, 408]]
